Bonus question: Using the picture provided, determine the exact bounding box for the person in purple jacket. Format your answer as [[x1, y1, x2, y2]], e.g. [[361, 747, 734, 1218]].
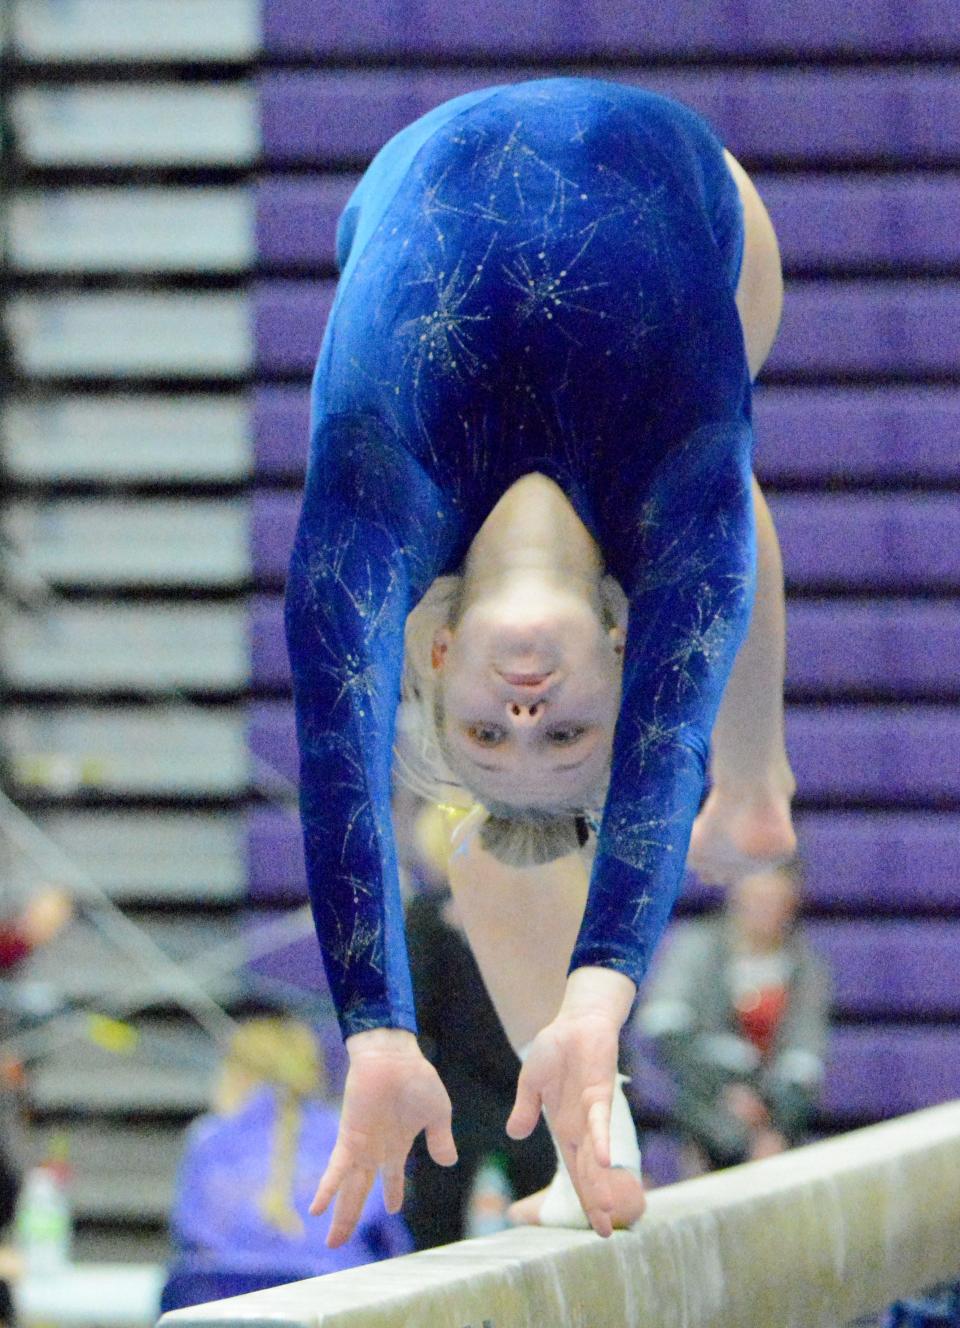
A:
[[286, 78, 795, 1241], [164, 1018, 411, 1307]]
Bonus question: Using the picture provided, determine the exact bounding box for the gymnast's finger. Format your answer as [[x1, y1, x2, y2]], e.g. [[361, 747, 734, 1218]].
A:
[[576, 1129, 614, 1239], [425, 1115, 459, 1166], [326, 1167, 375, 1248], [587, 1095, 612, 1170], [310, 1151, 349, 1216], [382, 1162, 406, 1214], [506, 1071, 543, 1140]]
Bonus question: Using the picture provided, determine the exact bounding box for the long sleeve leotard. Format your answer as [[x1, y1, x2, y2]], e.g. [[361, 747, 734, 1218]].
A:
[[286, 78, 756, 1040]]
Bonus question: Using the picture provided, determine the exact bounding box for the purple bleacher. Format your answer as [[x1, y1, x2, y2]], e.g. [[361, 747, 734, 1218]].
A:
[[246, 923, 326, 992], [247, 701, 298, 786], [769, 281, 960, 378], [786, 601, 960, 693], [752, 387, 960, 483], [787, 706, 960, 802], [636, 1131, 684, 1188], [251, 386, 310, 477], [758, 174, 960, 271], [795, 811, 960, 912], [259, 70, 960, 166], [250, 491, 299, 581], [770, 494, 960, 589], [264, 2, 960, 59], [255, 177, 356, 270], [681, 811, 960, 913], [252, 279, 960, 381], [251, 489, 960, 589], [806, 921, 960, 1017], [821, 1028, 960, 1122], [251, 596, 285, 687], [247, 807, 307, 900], [253, 282, 334, 377], [250, 594, 289, 688]]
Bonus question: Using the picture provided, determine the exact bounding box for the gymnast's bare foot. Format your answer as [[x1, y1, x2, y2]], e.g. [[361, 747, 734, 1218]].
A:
[[507, 1168, 647, 1230], [687, 768, 797, 886]]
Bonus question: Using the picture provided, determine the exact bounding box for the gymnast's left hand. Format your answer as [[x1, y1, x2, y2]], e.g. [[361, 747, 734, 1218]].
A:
[[505, 966, 636, 1238], [310, 1028, 458, 1247]]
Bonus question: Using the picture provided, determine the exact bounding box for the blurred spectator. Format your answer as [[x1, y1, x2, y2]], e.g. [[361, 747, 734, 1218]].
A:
[[637, 859, 831, 1173], [402, 803, 556, 1246], [162, 1017, 411, 1311], [0, 884, 73, 1324], [0, 887, 73, 973]]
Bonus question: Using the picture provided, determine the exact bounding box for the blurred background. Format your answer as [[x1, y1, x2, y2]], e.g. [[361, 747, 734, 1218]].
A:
[[1, 0, 960, 1323]]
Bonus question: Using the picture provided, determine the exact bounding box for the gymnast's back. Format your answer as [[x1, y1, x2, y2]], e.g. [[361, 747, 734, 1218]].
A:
[[310, 78, 750, 584]]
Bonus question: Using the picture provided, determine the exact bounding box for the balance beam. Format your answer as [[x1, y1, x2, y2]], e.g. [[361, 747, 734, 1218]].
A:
[[158, 1100, 960, 1328]]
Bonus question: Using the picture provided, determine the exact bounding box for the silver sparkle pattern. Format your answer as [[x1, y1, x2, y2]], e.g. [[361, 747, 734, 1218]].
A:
[[399, 242, 496, 385], [323, 871, 385, 979], [658, 581, 739, 701], [601, 804, 677, 876]]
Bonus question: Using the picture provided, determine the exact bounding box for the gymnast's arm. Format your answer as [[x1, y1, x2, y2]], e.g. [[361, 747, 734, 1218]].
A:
[[563, 423, 756, 1024], [285, 422, 461, 1243]]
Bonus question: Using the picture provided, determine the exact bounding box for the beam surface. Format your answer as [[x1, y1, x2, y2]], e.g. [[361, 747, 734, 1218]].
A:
[[159, 1101, 960, 1328]]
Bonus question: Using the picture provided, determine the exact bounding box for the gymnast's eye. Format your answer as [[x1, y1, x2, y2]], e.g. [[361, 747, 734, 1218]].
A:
[[466, 722, 508, 747], [546, 725, 587, 746]]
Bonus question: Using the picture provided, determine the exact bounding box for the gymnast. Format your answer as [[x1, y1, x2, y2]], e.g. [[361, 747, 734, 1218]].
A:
[[285, 76, 796, 1243]]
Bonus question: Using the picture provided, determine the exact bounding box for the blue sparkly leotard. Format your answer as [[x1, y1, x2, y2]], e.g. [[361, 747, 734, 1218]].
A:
[[286, 78, 756, 1040]]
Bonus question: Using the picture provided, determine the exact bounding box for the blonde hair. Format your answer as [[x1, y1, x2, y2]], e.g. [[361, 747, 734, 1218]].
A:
[[397, 575, 624, 867], [220, 1018, 325, 1237]]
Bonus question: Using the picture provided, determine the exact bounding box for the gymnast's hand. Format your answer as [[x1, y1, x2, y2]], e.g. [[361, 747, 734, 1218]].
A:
[[310, 1028, 457, 1247], [506, 967, 636, 1238]]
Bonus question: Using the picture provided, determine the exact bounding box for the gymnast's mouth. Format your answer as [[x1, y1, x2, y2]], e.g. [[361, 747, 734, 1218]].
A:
[[496, 671, 553, 686]]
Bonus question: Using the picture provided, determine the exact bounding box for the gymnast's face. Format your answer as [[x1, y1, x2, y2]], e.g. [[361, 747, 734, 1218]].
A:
[[431, 577, 624, 807]]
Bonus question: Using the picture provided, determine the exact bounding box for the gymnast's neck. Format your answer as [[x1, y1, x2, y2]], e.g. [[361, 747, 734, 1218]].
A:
[[460, 471, 605, 608]]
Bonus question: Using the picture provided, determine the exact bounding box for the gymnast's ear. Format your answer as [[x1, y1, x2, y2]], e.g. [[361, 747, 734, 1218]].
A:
[[403, 575, 462, 693], [431, 628, 453, 671], [599, 573, 628, 654]]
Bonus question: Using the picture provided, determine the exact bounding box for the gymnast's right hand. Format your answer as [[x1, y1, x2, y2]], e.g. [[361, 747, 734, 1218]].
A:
[[310, 1027, 458, 1247]]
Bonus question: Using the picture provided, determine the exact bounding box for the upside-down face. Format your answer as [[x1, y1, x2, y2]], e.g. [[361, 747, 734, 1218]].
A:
[[431, 574, 624, 808]]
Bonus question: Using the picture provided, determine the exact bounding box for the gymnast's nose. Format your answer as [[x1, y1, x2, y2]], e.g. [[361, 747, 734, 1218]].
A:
[[507, 699, 546, 727]]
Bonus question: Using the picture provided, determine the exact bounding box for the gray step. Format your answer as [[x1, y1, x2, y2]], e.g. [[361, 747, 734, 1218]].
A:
[[26, 1122, 184, 1222], [3, 396, 251, 484], [3, 704, 249, 796], [1, 602, 249, 693], [35, 811, 246, 904], [11, 86, 257, 168], [12, 0, 259, 63], [19, 913, 246, 1007], [6, 293, 251, 377], [3, 499, 249, 588], [7, 189, 254, 273], [29, 1023, 218, 1115]]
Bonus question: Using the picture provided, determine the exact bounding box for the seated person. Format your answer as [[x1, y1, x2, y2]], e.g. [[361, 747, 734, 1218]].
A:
[[637, 859, 831, 1171], [164, 1017, 411, 1309]]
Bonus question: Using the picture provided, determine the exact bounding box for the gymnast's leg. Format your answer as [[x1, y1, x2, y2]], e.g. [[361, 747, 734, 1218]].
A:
[[688, 151, 797, 884], [446, 839, 645, 1228]]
